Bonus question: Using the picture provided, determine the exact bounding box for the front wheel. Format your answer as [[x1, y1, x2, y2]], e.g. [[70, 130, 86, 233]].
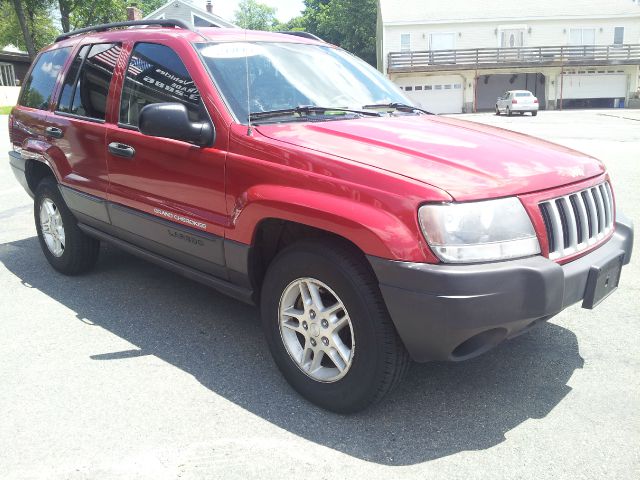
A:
[[260, 240, 410, 413]]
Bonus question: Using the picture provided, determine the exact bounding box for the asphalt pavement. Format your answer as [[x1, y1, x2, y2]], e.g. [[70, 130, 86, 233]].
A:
[[1, 110, 638, 479]]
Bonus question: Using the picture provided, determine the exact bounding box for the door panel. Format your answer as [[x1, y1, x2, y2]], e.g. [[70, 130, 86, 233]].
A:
[[48, 43, 122, 198], [105, 41, 227, 275], [105, 126, 227, 238], [45, 115, 109, 196]]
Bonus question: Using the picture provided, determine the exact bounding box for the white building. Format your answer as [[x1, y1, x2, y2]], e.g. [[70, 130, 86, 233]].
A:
[[377, 0, 640, 113], [140, 0, 237, 28]]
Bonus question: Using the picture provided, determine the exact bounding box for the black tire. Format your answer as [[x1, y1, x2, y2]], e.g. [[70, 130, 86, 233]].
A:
[[507, 107, 512, 116], [495, 106, 500, 116], [532, 111, 538, 116], [34, 177, 100, 275], [260, 239, 410, 413]]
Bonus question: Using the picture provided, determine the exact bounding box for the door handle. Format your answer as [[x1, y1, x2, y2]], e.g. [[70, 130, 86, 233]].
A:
[[45, 126, 63, 139], [108, 142, 135, 159]]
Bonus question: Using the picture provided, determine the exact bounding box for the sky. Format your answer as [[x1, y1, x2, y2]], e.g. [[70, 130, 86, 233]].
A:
[[200, 0, 306, 23]]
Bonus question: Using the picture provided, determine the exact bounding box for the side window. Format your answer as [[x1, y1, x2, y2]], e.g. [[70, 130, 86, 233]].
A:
[[57, 43, 121, 120], [119, 43, 203, 127], [57, 45, 89, 112], [19, 47, 71, 110]]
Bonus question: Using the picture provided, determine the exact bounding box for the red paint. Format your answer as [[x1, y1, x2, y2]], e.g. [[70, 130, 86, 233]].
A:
[[9, 27, 613, 264]]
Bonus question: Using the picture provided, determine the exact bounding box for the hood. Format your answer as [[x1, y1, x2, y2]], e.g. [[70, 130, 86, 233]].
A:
[[255, 115, 605, 201]]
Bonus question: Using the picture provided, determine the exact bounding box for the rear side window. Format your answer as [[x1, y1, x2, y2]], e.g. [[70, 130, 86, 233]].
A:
[[119, 43, 203, 127], [57, 43, 121, 120], [57, 45, 89, 113], [19, 47, 71, 110]]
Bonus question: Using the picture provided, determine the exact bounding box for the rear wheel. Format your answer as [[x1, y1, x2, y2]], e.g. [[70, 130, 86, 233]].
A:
[[34, 177, 100, 275], [507, 107, 513, 116], [260, 239, 410, 413], [495, 105, 500, 115], [532, 111, 538, 116]]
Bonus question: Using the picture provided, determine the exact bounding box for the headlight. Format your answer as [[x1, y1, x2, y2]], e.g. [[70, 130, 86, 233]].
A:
[[418, 197, 540, 263]]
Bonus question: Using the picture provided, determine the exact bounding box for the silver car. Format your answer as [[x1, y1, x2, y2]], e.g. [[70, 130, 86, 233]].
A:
[[495, 90, 539, 116]]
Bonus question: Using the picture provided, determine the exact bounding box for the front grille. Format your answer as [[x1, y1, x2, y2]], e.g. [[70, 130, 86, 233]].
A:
[[539, 181, 614, 260]]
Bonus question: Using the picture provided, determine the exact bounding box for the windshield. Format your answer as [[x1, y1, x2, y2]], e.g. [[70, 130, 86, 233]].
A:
[[196, 42, 410, 123]]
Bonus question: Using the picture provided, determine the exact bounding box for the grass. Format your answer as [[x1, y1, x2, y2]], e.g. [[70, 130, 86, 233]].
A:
[[0, 106, 13, 115]]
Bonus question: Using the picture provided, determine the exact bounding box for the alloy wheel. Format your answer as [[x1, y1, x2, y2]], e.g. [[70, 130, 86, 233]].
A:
[[278, 277, 355, 382], [39, 198, 65, 257]]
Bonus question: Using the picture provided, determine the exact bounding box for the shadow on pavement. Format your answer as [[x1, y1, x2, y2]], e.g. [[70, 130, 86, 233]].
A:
[[0, 236, 585, 465]]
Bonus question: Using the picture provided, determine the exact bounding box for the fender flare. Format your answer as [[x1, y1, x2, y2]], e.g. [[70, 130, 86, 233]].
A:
[[228, 184, 434, 262], [21, 138, 71, 182]]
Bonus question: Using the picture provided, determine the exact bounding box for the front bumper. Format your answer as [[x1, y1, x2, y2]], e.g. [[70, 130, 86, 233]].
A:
[[368, 213, 633, 362]]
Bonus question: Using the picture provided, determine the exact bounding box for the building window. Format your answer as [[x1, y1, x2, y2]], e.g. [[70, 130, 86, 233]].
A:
[[430, 33, 455, 51], [0, 63, 16, 86], [500, 29, 524, 48], [400, 34, 411, 52], [569, 28, 596, 45], [613, 27, 624, 45]]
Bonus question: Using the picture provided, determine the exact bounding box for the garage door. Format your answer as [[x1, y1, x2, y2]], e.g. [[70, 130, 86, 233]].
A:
[[562, 73, 627, 99], [395, 75, 464, 114]]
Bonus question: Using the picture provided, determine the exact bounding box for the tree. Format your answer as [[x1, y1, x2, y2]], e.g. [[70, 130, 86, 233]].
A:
[[56, 0, 129, 32], [280, 0, 378, 66], [138, 0, 164, 16], [299, 0, 329, 35], [234, 0, 278, 31], [315, 0, 377, 66], [9, 0, 35, 57], [69, 0, 126, 30], [1, 0, 57, 57]]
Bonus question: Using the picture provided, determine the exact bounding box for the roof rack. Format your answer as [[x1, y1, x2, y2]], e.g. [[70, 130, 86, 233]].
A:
[[54, 19, 195, 43], [276, 31, 324, 42]]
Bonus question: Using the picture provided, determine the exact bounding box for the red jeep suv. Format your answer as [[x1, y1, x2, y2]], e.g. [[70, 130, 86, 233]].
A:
[[8, 20, 633, 413]]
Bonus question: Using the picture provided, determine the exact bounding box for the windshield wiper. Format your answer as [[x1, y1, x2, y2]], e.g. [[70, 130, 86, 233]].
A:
[[361, 102, 435, 115], [248, 105, 382, 123]]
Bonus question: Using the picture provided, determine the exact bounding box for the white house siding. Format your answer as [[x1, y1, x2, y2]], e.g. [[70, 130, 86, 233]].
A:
[[382, 19, 640, 74], [144, 0, 237, 28], [379, 0, 640, 112]]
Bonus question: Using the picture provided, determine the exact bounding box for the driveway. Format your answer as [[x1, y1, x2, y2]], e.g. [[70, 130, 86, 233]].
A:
[[1, 110, 638, 479]]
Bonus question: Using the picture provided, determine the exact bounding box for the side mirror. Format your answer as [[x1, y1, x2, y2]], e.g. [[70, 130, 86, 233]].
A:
[[139, 102, 215, 147]]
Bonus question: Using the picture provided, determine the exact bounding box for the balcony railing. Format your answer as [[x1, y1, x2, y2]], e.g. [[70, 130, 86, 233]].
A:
[[387, 44, 640, 73]]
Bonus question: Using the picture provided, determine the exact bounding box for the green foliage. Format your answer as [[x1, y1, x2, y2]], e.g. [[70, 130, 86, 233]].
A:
[[282, 0, 378, 66], [138, 0, 165, 16], [273, 15, 305, 32], [234, 0, 278, 31], [1, 0, 170, 55], [69, 0, 127, 30], [0, 0, 57, 51]]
